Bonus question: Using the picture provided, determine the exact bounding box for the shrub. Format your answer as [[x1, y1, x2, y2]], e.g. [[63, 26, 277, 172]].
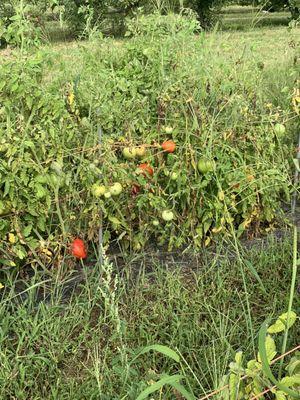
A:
[[0, 2, 14, 47], [0, 1, 42, 48], [57, 0, 224, 37]]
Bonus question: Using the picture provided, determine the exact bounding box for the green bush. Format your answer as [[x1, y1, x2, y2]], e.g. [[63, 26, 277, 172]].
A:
[[0, 1, 42, 48], [58, 0, 224, 37], [0, 14, 297, 267], [0, 2, 14, 47]]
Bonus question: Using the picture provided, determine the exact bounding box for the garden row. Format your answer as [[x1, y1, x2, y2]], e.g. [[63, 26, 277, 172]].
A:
[[0, 14, 298, 267]]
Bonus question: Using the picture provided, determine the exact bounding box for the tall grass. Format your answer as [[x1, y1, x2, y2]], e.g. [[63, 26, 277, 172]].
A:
[[0, 236, 298, 399]]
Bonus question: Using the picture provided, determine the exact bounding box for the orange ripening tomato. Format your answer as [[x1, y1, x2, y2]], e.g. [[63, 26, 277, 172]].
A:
[[71, 238, 87, 259], [161, 140, 176, 153], [138, 163, 154, 177]]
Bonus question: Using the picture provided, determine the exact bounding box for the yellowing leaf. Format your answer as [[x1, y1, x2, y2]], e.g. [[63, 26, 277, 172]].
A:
[[243, 217, 252, 229], [204, 236, 211, 247], [191, 157, 197, 171], [42, 248, 52, 257], [68, 92, 75, 106], [267, 311, 297, 334], [8, 233, 16, 244], [212, 226, 223, 234]]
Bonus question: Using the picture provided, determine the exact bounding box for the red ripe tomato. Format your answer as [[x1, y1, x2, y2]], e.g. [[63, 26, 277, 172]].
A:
[[131, 184, 141, 196], [138, 163, 154, 177], [71, 238, 87, 259], [161, 140, 176, 153]]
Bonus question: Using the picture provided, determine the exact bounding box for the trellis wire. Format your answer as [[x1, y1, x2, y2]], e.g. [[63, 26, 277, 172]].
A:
[[250, 385, 277, 400]]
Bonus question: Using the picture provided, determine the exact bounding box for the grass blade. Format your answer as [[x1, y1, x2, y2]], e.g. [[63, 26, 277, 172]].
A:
[[133, 344, 180, 363], [244, 260, 267, 295], [136, 374, 184, 400]]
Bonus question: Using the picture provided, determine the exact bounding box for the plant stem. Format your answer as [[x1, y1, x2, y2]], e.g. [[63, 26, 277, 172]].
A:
[[54, 186, 66, 238], [278, 224, 298, 378], [216, 177, 255, 354], [279, 133, 300, 378]]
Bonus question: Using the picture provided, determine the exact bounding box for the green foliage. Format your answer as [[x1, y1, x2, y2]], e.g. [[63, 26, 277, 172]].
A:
[[236, 0, 300, 20], [134, 313, 299, 400], [58, 0, 140, 36], [268, 312, 298, 334], [0, 14, 298, 266], [0, 1, 42, 48], [184, 0, 224, 27], [0, 239, 299, 398], [53, 0, 224, 36], [0, 53, 77, 264], [218, 314, 299, 400]]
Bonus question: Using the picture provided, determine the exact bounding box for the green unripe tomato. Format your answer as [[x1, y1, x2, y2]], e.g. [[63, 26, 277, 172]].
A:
[[110, 182, 122, 196], [104, 191, 112, 199], [170, 172, 178, 181], [135, 146, 146, 158], [92, 184, 106, 197], [162, 210, 174, 222], [274, 123, 286, 136], [164, 126, 173, 134], [122, 147, 136, 160], [197, 159, 214, 174], [152, 219, 160, 226], [133, 242, 142, 251]]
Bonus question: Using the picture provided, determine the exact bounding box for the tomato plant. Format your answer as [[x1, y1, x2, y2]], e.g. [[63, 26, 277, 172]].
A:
[[0, 14, 297, 268]]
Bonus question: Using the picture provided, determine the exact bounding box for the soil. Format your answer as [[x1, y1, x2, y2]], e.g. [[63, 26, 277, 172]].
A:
[[2, 228, 294, 308]]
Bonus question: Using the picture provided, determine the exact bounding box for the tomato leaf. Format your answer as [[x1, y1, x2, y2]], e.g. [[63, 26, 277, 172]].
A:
[[267, 312, 297, 334]]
